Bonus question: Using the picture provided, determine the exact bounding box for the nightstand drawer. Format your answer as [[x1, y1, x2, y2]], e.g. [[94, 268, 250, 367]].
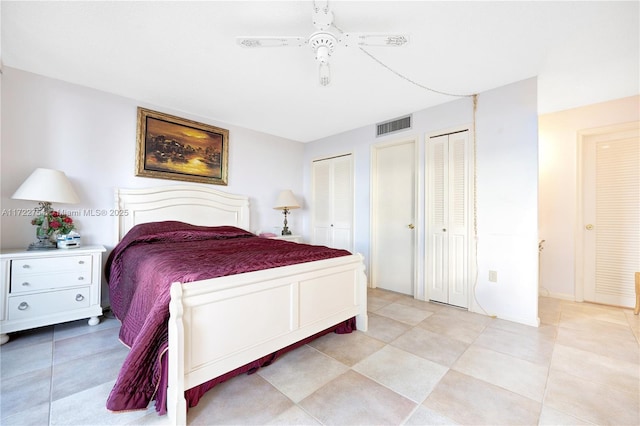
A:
[[11, 271, 92, 293], [11, 256, 92, 293], [12, 255, 92, 275], [8, 287, 91, 320]]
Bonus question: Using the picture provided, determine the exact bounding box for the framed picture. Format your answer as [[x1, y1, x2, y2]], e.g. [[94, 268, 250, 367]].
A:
[[136, 107, 229, 185]]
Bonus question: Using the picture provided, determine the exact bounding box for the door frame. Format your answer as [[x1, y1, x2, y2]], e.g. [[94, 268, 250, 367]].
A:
[[575, 121, 640, 302], [370, 137, 419, 297], [424, 125, 475, 307]]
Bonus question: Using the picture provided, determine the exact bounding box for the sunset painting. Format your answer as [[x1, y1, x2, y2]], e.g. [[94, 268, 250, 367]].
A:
[[136, 108, 229, 185]]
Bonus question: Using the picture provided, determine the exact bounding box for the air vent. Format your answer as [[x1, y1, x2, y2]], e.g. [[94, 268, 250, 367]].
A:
[[376, 115, 412, 137]]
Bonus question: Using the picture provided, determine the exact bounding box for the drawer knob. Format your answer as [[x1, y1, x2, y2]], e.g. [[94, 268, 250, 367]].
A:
[[78, 261, 85, 265], [18, 302, 29, 311], [21, 282, 30, 287], [75, 294, 85, 302], [78, 276, 84, 281], [22, 264, 30, 269]]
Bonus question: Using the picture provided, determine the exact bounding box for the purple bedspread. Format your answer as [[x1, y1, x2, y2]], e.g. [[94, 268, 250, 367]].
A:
[[105, 221, 351, 413]]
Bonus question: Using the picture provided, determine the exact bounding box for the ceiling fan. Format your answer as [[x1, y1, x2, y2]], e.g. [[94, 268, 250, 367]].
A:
[[236, 3, 409, 86]]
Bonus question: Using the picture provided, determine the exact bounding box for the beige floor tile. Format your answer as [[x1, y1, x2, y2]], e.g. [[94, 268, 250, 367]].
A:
[[353, 345, 448, 403], [368, 288, 405, 302], [394, 295, 442, 312], [188, 373, 294, 425], [375, 302, 434, 326], [1, 402, 51, 426], [538, 296, 564, 313], [474, 325, 555, 365], [0, 367, 52, 421], [257, 344, 348, 402], [1, 340, 53, 379], [550, 343, 640, 395], [624, 310, 640, 342], [539, 309, 561, 326], [560, 307, 629, 330], [556, 323, 639, 364], [452, 345, 549, 402], [362, 312, 411, 343], [418, 312, 487, 343], [537, 405, 596, 425], [53, 315, 122, 341], [430, 304, 494, 327], [0, 325, 53, 350], [308, 330, 385, 366], [391, 327, 468, 367], [367, 295, 390, 312], [544, 369, 639, 425], [488, 317, 557, 340], [423, 370, 541, 425], [299, 370, 416, 425], [53, 326, 124, 365], [51, 343, 130, 401], [50, 380, 154, 425], [404, 405, 458, 425], [266, 405, 321, 425]]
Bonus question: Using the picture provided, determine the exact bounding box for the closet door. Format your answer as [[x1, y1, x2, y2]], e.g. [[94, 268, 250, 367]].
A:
[[311, 154, 353, 252], [426, 131, 470, 308]]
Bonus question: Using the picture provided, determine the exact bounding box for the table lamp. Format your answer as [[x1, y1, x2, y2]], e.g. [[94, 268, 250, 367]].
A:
[[273, 190, 300, 236], [11, 168, 80, 250]]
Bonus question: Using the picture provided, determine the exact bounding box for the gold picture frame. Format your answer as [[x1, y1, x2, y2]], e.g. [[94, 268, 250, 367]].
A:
[[135, 107, 229, 185]]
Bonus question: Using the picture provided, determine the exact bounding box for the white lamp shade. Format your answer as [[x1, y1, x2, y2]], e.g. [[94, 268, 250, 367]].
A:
[[12, 168, 80, 204], [273, 190, 300, 210]]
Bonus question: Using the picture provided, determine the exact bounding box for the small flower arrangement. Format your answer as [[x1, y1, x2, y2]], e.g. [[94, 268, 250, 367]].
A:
[[31, 210, 75, 236]]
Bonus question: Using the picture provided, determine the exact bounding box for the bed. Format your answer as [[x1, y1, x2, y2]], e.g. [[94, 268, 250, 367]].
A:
[[106, 185, 368, 425]]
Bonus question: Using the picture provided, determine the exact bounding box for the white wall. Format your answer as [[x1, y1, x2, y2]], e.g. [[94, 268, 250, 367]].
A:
[[538, 95, 640, 300], [303, 78, 540, 326], [1, 67, 304, 252]]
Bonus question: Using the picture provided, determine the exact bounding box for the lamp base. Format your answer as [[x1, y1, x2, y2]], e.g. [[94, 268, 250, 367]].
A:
[[27, 240, 58, 251], [281, 228, 292, 236]]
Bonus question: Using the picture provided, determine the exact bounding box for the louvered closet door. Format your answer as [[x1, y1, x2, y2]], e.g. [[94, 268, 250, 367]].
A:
[[583, 126, 640, 307], [426, 131, 469, 308], [311, 155, 354, 252]]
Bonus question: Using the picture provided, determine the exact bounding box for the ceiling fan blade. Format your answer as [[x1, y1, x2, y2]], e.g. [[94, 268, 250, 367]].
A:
[[339, 33, 410, 48], [236, 36, 307, 48]]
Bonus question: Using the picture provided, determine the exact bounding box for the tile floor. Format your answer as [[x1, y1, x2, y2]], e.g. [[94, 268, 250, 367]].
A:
[[1, 289, 638, 425]]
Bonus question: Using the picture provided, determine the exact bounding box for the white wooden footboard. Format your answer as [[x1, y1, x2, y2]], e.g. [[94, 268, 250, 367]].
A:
[[166, 254, 368, 426]]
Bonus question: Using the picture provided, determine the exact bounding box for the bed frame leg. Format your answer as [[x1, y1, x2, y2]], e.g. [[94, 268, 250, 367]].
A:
[[168, 283, 187, 426]]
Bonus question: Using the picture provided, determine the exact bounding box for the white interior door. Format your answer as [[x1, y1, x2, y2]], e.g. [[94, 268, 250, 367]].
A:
[[372, 139, 416, 295], [426, 130, 470, 308], [311, 155, 354, 252], [582, 124, 640, 307]]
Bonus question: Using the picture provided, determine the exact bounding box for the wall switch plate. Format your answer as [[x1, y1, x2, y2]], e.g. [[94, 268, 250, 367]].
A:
[[489, 270, 498, 282]]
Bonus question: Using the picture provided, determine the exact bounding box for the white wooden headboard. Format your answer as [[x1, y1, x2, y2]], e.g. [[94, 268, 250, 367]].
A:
[[114, 185, 250, 241]]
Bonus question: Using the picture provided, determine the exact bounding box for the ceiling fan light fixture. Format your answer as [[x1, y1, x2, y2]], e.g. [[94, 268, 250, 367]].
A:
[[315, 45, 330, 63], [319, 62, 331, 86]]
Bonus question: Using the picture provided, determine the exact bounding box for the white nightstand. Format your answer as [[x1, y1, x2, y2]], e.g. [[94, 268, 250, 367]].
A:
[[272, 235, 303, 243], [0, 245, 106, 345]]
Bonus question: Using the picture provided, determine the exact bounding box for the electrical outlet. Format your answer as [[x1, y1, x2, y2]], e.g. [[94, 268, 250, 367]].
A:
[[489, 270, 498, 283]]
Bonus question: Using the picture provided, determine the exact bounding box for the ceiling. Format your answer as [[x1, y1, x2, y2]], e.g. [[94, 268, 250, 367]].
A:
[[2, 1, 638, 142]]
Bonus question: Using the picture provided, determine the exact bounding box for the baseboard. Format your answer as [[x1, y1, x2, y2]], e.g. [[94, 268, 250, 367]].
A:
[[539, 288, 575, 301]]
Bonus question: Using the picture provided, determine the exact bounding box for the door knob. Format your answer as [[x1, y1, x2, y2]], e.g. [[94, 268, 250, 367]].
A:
[[585, 224, 594, 230], [408, 224, 415, 229]]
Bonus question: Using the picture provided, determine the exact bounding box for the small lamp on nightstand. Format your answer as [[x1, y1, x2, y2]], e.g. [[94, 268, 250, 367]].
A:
[[273, 190, 300, 236], [12, 168, 80, 250]]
